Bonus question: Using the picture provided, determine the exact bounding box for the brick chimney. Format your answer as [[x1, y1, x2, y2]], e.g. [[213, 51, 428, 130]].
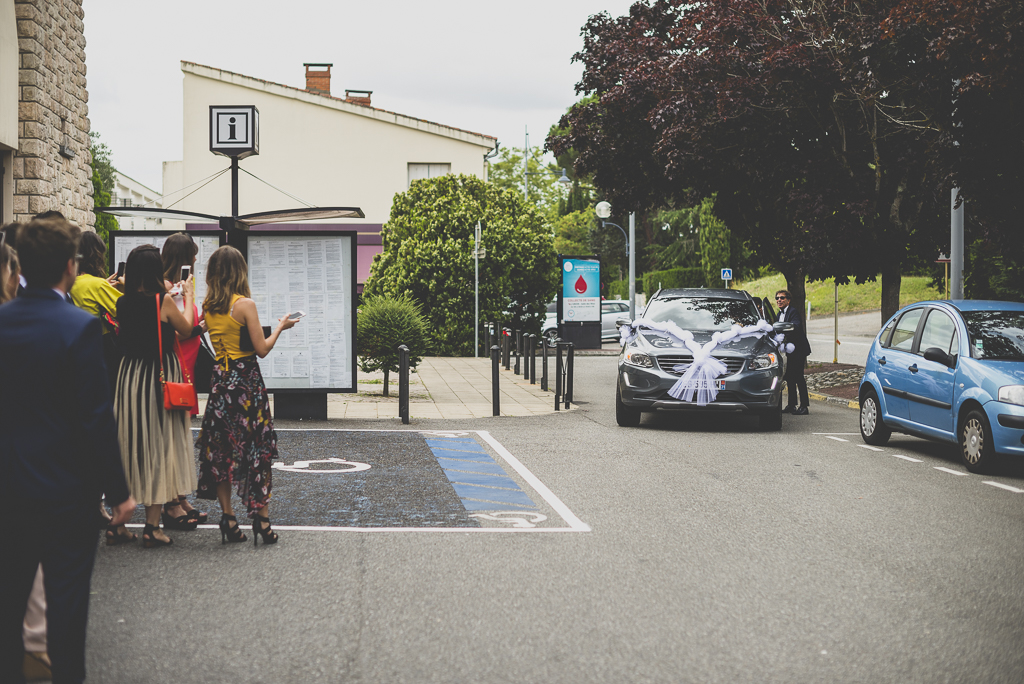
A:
[[304, 63, 332, 96], [345, 89, 373, 106]]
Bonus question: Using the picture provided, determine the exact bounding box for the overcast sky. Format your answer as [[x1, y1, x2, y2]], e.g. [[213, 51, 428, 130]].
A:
[[83, 0, 636, 192]]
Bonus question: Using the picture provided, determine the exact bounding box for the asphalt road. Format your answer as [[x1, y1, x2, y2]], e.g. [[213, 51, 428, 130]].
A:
[[807, 311, 884, 366], [85, 356, 1024, 683]]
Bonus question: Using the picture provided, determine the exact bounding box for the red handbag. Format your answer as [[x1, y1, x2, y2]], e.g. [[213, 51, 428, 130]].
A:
[[156, 293, 197, 411]]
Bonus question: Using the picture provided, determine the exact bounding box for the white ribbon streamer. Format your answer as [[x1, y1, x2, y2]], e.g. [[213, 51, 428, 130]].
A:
[[620, 318, 777, 405]]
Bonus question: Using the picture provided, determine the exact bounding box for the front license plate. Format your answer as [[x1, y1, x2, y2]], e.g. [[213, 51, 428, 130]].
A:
[[685, 379, 726, 390]]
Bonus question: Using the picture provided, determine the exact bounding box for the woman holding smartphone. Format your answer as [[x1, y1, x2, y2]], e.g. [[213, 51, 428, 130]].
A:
[[159, 233, 209, 529], [114, 245, 197, 547], [196, 245, 297, 545]]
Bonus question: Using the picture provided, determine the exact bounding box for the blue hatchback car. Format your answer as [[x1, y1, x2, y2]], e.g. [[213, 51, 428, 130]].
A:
[[859, 300, 1024, 472]]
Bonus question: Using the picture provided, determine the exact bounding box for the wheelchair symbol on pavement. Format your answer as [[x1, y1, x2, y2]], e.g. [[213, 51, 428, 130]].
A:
[[272, 457, 371, 473]]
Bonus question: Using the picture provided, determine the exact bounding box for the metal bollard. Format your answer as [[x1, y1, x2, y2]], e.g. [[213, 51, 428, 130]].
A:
[[528, 334, 536, 384], [484, 322, 491, 354], [541, 336, 549, 391], [502, 328, 511, 370], [398, 344, 410, 424], [513, 329, 521, 375], [490, 344, 500, 416], [565, 342, 574, 408], [554, 341, 562, 411]]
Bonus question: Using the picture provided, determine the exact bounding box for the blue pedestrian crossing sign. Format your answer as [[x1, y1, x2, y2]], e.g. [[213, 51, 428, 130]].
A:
[[721, 268, 733, 281]]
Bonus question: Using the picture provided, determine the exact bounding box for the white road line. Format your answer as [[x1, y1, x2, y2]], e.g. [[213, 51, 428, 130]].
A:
[[857, 444, 884, 452], [123, 523, 582, 534], [934, 467, 968, 476], [478, 430, 591, 532], [813, 433, 860, 435], [983, 481, 1024, 494], [825, 436, 849, 442], [892, 454, 923, 462]]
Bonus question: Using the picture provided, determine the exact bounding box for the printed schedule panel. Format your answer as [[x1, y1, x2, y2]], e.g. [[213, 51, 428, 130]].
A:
[[246, 232, 357, 392], [109, 230, 222, 304]]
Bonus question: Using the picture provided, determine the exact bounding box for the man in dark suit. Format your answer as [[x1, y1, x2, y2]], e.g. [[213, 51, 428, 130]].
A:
[[0, 218, 135, 684], [776, 289, 812, 415]]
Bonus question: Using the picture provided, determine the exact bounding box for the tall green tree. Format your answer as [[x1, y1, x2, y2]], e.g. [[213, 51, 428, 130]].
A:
[[365, 174, 558, 356], [487, 145, 566, 221], [698, 197, 730, 288], [89, 132, 117, 245]]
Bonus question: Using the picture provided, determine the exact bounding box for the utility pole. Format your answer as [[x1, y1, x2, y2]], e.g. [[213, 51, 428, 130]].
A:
[[951, 188, 964, 299], [628, 212, 636, 319]]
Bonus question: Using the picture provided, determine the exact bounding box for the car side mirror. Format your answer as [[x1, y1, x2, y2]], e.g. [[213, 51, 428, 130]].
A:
[[615, 317, 631, 328], [923, 346, 956, 368], [773, 321, 795, 333]]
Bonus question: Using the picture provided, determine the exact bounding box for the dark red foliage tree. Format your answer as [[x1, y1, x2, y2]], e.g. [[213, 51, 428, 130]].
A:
[[550, 0, 947, 322]]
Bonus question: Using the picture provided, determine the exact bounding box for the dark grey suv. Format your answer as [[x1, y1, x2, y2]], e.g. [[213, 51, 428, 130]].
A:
[[615, 289, 793, 430]]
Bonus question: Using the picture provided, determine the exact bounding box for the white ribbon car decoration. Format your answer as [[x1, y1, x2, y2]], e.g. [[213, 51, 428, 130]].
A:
[[620, 318, 789, 406]]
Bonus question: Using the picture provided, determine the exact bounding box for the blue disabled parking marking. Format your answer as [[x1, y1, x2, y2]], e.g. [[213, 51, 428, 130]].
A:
[[427, 437, 540, 512], [207, 429, 591, 533]]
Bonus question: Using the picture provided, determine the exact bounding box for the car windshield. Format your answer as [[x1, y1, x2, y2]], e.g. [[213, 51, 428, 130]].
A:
[[963, 311, 1024, 360], [643, 297, 761, 331]]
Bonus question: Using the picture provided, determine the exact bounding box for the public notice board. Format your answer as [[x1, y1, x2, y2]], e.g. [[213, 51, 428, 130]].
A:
[[109, 231, 222, 304], [560, 256, 601, 323], [246, 232, 356, 392]]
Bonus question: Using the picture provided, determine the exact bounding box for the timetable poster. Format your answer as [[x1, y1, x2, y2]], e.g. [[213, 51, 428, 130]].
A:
[[111, 232, 221, 304], [246, 235, 354, 390]]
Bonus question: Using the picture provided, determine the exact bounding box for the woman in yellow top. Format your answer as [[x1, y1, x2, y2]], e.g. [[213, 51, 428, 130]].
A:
[[69, 231, 123, 391], [196, 246, 297, 545]]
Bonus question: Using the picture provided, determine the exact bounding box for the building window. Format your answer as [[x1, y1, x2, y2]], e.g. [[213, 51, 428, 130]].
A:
[[408, 163, 450, 187]]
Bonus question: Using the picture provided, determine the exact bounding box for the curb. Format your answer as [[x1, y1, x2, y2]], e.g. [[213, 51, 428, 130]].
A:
[[808, 391, 860, 411]]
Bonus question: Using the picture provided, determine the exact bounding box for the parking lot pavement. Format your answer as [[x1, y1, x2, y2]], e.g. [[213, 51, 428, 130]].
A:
[[83, 356, 1024, 683]]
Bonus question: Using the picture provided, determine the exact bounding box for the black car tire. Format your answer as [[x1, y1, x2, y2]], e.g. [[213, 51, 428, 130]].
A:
[[543, 328, 558, 343], [759, 408, 782, 431], [615, 385, 642, 427], [960, 409, 998, 474], [859, 388, 891, 446]]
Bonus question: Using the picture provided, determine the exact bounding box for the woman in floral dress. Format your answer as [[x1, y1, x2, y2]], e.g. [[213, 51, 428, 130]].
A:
[[196, 246, 297, 545]]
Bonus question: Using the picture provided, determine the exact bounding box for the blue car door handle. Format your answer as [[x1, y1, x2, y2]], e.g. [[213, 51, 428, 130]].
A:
[[878, 356, 886, 365], [909, 364, 918, 373]]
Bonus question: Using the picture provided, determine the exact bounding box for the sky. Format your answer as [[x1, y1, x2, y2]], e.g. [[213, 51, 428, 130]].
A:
[[83, 0, 637, 193]]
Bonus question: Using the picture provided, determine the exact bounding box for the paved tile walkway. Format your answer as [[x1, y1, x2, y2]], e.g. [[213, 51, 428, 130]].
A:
[[196, 356, 569, 421]]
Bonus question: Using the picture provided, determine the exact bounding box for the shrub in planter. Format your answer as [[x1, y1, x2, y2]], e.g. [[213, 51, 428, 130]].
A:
[[357, 294, 430, 396]]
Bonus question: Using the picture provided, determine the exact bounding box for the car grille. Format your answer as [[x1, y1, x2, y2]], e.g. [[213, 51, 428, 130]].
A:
[[656, 355, 745, 377]]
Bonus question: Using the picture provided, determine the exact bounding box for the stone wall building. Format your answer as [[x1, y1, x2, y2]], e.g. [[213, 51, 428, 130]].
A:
[[0, 0, 94, 227]]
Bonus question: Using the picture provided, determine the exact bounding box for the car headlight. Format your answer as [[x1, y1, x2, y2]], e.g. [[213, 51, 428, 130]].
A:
[[750, 353, 779, 370], [623, 349, 653, 368], [998, 385, 1024, 406]]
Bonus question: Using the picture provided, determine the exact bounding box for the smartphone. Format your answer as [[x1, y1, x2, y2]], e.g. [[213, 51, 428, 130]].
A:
[[180, 265, 190, 282], [116, 261, 126, 278], [288, 311, 307, 320]]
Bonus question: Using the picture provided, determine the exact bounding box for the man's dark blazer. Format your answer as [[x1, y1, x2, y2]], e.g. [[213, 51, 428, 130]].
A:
[[780, 304, 812, 357], [0, 287, 129, 513]]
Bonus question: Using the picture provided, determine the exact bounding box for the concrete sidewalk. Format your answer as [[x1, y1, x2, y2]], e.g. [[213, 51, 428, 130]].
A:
[[196, 356, 569, 421]]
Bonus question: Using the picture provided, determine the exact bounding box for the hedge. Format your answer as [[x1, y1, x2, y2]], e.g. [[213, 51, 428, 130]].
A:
[[642, 267, 705, 294], [608, 277, 643, 300]]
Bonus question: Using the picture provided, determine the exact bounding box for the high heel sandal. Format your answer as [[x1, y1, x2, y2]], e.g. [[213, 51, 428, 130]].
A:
[[105, 523, 137, 546], [161, 502, 199, 531], [252, 514, 278, 546], [219, 514, 247, 544], [179, 495, 208, 524], [142, 523, 173, 548]]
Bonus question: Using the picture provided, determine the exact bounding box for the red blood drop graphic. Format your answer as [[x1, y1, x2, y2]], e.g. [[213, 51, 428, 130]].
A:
[[574, 275, 587, 294]]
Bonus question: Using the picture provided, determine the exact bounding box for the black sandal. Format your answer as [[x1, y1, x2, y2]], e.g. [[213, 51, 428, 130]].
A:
[[179, 496, 208, 524], [105, 524, 137, 546], [252, 514, 278, 546], [219, 514, 247, 544], [142, 523, 173, 548], [162, 502, 199, 531]]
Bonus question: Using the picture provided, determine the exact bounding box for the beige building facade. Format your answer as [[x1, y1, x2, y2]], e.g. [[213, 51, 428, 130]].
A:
[[162, 61, 497, 283], [1, 0, 94, 227]]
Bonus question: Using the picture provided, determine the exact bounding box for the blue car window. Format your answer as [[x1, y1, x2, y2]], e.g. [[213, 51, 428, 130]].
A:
[[963, 311, 1024, 360], [890, 309, 924, 352], [879, 316, 898, 348], [919, 310, 957, 356]]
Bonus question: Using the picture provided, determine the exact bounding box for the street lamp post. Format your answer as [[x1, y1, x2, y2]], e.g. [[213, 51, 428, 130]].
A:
[[595, 201, 636, 319], [473, 221, 486, 358]]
